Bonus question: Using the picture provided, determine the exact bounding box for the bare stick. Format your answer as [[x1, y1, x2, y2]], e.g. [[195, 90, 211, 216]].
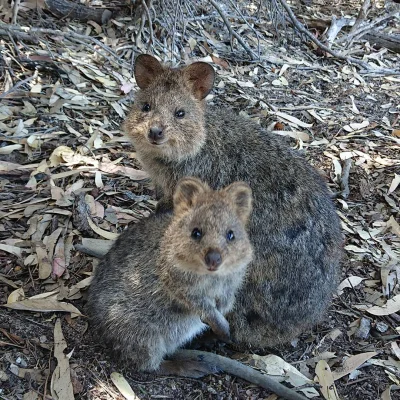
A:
[[275, 0, 400, 74], [209, 0, 257, 60], [340, 159, 352, 199], [11, 0, 21, 24]]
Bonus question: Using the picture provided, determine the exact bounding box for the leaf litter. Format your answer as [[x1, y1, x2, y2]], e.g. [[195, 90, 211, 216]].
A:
[[0, 0, 399, 398]]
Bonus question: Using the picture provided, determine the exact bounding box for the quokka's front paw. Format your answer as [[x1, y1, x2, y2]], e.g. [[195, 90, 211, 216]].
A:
[[206, 315, 231, 343]]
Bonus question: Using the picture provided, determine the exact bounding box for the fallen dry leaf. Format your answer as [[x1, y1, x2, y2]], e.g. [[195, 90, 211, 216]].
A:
[[392, 129, 400, 138], [273, 130, 310, 141], [211, 55, 229, 70], [9, 363, 48, 383], [52, 236, 66, 278], [337, 276, 364, 295], [3, 298, 81, 318], [252, 354, 319, 397], [50, 319, 74, 400], [86, 216, 119, 240], [0, 274, 20, 289], [36, 244, 52, 280], [388, 174, 400, 194], [315, 360, 340, 400], [0, 243, 31, 257], [110, 372, 140, 400], [274, 111, 313, 128], [386, 216, 400, 237], [367, 295, 400, 316], [381, 385, 399, 400], [332, 352, 377, 381], [7, 288, 25, 304], [391, 342, 400, 361]]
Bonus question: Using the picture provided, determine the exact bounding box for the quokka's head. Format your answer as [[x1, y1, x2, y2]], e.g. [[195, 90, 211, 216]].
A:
[[164, 177, 253, 276], [124, 54, 215, 162]]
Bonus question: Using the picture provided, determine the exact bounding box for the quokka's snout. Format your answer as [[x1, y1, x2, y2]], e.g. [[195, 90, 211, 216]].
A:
[[204, 248, 222, 271]]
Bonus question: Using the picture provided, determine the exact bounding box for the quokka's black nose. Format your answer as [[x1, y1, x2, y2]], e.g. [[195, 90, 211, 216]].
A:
[[148, 126, 164, 143], [205, 249, 222, 271]]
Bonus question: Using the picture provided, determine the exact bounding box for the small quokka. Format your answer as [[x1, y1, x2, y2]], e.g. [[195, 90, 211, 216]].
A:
[[123, 54, 343, 349], [86, 177, 253, 373]]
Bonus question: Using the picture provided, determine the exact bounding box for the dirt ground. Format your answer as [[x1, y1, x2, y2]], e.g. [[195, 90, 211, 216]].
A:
[[1, 1, 400, 399]]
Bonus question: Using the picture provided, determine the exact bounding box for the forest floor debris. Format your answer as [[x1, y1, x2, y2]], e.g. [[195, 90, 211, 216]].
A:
[[1, 1, 400, 399]]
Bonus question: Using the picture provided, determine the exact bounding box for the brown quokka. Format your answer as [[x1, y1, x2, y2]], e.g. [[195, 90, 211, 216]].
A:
[[86, 177, 253, 374], [124, 54, 343, 349], [86, 178, 307, 400]]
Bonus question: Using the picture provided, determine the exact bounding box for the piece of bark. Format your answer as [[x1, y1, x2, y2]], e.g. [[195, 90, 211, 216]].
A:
[[72, 193, 93, 237], [44, 0, 112, 25]]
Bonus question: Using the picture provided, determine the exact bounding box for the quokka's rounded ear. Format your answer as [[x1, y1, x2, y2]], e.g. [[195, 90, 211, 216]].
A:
[[173, 177, 209, 213], [224, 182, 253, 224], [134, 54, 164, 89], [183, 62, 215, 100]]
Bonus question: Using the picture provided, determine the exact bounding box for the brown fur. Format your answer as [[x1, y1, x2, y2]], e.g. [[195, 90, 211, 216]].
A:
[[123, 54, 343, 349], [86, 178, 253, 372]]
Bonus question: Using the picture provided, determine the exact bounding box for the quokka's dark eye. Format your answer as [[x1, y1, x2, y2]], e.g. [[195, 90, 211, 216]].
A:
[[191, 228, 202, 240], [142, 103, 151, 112], [226, 230, 235, 241], [175, 109, 185, 118]]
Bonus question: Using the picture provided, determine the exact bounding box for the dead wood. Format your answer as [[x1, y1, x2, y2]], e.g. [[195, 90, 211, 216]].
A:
[[43, 0, 112, 25], [365, 30, 400, 53]]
